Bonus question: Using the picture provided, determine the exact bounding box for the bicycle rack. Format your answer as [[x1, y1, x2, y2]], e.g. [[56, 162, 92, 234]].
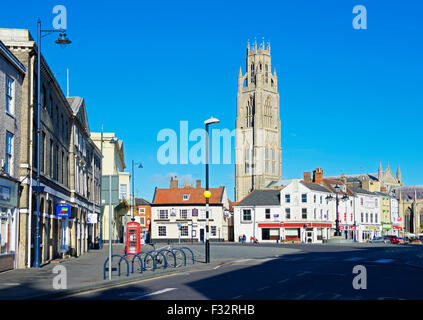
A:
[[157, 249, 177, 268], [103, 254, 130, 280], [122, 253, 144, 274], [154, 250, 168, 269], [141, 251, 157, 271], [178, 247, 195, 264], [171, 248, 187, 267]]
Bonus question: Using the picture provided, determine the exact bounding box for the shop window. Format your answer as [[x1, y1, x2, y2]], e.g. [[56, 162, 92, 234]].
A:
[[180, 225, 188, 236], [158, 226, 166, 236]]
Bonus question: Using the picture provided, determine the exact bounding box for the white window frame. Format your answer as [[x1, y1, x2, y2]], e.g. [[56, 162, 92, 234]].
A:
[[5, 76, 14, 115], [158, 209, 168, 220], [158, 226, 166, 237], [5, 131, 13, 175], [242, 208, 252, 222]]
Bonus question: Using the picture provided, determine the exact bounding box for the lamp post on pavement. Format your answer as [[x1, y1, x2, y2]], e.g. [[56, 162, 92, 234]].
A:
[[204, 116, 220, 263], [34, 19, 71, 268], [131, 160, 143, 222], [326, 184, 349, 237]]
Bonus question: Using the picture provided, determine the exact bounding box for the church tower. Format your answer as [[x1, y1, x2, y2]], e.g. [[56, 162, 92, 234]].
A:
[[235, 39, 282, 201]]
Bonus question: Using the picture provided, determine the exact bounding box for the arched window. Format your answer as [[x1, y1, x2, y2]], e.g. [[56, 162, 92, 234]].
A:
[[246, 97, 254, 127], [245, 148, 252, 174], [265, 64, 268, 83], [264, 97, 272, 128]]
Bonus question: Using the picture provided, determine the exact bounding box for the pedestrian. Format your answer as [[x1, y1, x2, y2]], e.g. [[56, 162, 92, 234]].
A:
[[239, 235, 242, 243], [250, 236, 254, 243], [243, 234, 246, 244]]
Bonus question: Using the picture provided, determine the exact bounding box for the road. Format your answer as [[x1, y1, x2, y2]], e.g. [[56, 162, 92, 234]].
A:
[[61, 243, 423, 300]]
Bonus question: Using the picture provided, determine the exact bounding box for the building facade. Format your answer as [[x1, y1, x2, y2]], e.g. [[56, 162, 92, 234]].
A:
[[0, 40, 25, 271], [91, 132, 130, 243], [235, 40, 281, 201], [0, 28, 100, 269], [151, 178, 231, 242], [134, 197, 151, 243]]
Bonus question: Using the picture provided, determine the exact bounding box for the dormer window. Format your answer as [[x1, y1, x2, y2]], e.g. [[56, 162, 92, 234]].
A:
[[183, 194, 190, 201]]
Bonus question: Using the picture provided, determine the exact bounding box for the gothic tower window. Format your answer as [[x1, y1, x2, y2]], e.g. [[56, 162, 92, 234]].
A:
[[245, 149, 252, 174], [246, 97, 254, 127], [265, 64, 268, 83], [271, 149, 276, 174], [264, 97, 272, 128], [265, 148, 269, 173]]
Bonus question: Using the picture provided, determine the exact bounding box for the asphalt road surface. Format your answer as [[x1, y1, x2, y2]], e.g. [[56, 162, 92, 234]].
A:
[[62, 243, 423, 300]]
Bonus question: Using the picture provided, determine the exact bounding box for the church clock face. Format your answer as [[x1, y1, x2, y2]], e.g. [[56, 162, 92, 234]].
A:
[[235, 40, 282, 201]]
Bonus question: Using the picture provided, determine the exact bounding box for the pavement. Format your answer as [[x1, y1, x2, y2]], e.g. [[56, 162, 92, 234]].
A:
[[0, 242, 301, 300], [59, 242, 423, 300]]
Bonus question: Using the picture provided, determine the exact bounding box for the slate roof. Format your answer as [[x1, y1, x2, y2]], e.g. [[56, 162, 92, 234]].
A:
[[135, 198, 151, 206], [236, 189, 281, 207], [300, 181, 331, 193]]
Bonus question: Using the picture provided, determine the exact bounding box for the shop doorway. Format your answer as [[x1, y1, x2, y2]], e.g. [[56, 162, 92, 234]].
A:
[[200, 229, 204, 242]]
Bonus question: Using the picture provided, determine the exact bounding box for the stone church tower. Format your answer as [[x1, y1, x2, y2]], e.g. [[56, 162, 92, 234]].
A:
[[235, 40, 282, 201]]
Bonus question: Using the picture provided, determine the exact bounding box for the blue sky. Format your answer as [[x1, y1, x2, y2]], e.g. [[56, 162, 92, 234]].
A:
[[2, 0, 423, 201]]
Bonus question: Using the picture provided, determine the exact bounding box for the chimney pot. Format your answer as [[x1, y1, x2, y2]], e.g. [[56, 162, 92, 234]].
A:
[[196, 180, 201, 188]]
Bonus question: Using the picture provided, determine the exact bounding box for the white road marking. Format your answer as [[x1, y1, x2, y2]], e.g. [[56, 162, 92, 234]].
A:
[[373, 259, 394, 264], [232, 295, 243, 299], [130, 288, 177, 300], [295, 294, 307, 299], [213, 265, 221, 269], [296, 271, 311, 277], [0, 283, 20, 286]]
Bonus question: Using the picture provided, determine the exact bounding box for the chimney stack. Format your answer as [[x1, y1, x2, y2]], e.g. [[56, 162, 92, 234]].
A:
[[303, 172, 311, 183], [196, 180, 201, 188], [313, 168, 324, 184], [170, 176, 178, 189]]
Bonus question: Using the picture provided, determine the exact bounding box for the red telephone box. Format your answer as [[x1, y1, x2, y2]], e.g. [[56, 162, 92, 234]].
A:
[[126, 221, 141, 256]]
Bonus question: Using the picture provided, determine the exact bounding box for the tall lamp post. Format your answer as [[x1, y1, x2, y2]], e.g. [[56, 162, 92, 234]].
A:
[[34, 19, 71, 268], [131, 160, 143, 222], [326, 184, 349, 237], [204, 116, 220, 263]]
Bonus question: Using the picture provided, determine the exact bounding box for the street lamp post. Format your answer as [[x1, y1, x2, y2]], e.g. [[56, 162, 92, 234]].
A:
[[99, 125, 103, 249], [34, 19, 71, 268], [131, 160, 143, 222], [326, 184, 348, 238], [204, 116, 219, 264]]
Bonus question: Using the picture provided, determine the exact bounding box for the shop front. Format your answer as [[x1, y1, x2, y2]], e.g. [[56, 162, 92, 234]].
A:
[[0, 176, 19, 272]]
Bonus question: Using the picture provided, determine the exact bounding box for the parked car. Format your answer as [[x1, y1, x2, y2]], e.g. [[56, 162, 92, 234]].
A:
[[385, 235, 400, 244], [398, 237, 407, 244]]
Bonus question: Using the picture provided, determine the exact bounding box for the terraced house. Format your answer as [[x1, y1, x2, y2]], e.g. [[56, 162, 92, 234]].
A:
[[0, 40, 25, 272], [0, 28, 101, 269]]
